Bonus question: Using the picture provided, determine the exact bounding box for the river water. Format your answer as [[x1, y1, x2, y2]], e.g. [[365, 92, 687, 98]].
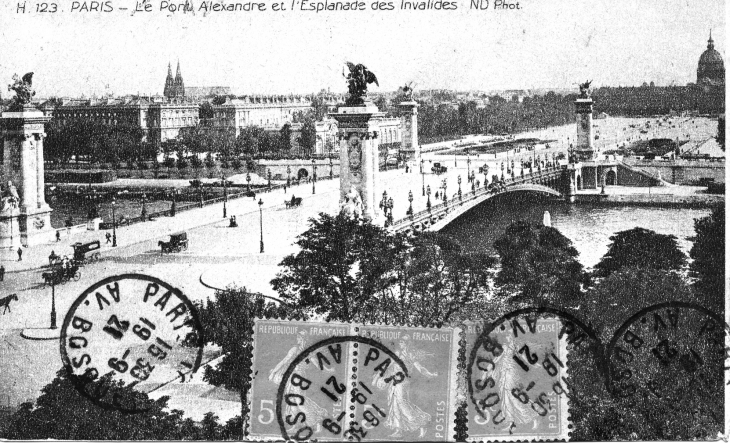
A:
[[440, 194, 710, 270]]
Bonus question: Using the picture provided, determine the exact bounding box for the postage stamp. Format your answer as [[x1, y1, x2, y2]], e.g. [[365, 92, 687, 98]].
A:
[[60, 274, 204, 413], [248, 319, 353, 440], [355, 324, 460, 441]]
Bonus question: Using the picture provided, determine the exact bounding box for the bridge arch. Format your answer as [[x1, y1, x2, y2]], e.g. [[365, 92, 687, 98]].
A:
[[605, 170, 617, 186], [297, 168, 309, 179]]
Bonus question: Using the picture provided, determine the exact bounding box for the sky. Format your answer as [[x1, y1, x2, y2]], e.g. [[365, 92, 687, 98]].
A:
[[0, 0, 725, 97]]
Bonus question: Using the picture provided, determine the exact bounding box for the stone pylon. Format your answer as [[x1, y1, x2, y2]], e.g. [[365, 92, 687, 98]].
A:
[[398, 100, 419, 161], [331, 100, 384, 221], [0, 106, 54, 246], [574, 97, 596, 161]]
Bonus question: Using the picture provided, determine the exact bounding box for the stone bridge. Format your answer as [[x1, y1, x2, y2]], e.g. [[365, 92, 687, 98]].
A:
[[391, 164, 567, 235]]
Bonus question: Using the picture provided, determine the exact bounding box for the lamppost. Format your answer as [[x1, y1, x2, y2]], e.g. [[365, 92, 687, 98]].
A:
[[222, 174, 228, 218], [500, 162, 505, 181], [420, 158, 424, 174], [311, 159, 316, 194], [171, 190, 177, 217], [467, 156, 471, 180], [111, 198, 117, 247], [457, 175, 462, 200], [426, 185, 431, 211], [199, 186, 204, 208], [407, 190, 413, 217], [483, 164, 489, 186], [267, 169, 272, 190], [421, 168, 425, 196], [258, 198, 264, 253], [50, 275, 57, 329], [387, 197, 393, 225], [287, 165, 291, 187], [380, 191, 389, 226], [442, 179, 447, 205], [455, 155, 457, 167], [246, 172, 251, 193], [329, 157, 333, 179], [141, 193, 147, 222]]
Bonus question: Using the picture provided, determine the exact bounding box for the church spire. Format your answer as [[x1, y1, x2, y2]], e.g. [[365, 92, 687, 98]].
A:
[[163, 62, 175, 99], [173, 60, 185, 100]]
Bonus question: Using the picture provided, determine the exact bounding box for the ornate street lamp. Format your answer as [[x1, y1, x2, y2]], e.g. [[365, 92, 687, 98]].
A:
[[457, 175, 462, 199], [311, 159, 316, 194], [421, 168, 425, 196], [50, 274, 57, 329], [141, 193, 147, 222], [287, 165, 291, 187], [483, 164, 489, 186], [380, 191, 389, 226], [246, 172, 251, 193], [467, 156, 471, 180], [267, 169, 272, 190], [442, 179, 448, 205], [387, 197, 394, 225], [258, 198, 264, 253], [111, 198, 117, 247], [500, 162, 505, 181], [420, 158, 424, 174], [171, 190, 177, 217], [426, 185, 431, 211], [329, 157, 333, 179], [222, 174, 228, 218], [199, 186, 204, 208], [407, 190, 413, 217]]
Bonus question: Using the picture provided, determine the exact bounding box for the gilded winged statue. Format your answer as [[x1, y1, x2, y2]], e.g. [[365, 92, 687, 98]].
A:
[[344, 62, 379, 105], [579, 79, 592, 98], [7, 72, 35, 110]]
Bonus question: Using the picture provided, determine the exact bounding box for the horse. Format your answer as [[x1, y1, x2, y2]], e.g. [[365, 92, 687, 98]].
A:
[[158, 241, 172, 254], [0, 293, 18, 315]]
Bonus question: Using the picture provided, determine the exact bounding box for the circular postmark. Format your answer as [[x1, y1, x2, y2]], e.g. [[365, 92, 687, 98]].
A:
[[467, 308, 603, 438], [607, 301, 728, 416], [60, 274, 204, 413], [275, 335, 409, 442]]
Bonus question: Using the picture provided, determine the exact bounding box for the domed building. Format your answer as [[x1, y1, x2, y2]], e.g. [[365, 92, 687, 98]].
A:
[[697, 31, 724, 85]]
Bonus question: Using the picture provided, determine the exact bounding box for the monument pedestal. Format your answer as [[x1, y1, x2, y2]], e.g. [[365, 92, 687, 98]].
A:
[[332, 101, 385, 221], [0, 208, 21, 249], [1, 108, 54, 247]]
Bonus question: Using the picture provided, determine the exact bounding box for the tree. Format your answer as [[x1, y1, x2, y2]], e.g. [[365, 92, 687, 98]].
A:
[[271, 213, 495, 326], [271, 212, 409, 322], [296, 118, 317, 156], [195, 288, 293, 420], [571, 268, 722, 441], [0, 369, 231, 440], [493, 221, 585, 306], [279, 123, 292, 153], [689, 205, 724, 308], [592, 227, 686, 278]]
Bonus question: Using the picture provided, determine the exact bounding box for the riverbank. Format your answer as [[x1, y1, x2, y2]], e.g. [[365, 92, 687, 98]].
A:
[[575, 186, 723, 208]]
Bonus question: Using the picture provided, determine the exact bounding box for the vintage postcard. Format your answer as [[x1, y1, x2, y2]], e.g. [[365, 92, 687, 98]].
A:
[[0, 0, 726, 441]]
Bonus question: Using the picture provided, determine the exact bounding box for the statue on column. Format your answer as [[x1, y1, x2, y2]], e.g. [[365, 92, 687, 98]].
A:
[[400, 82, 415, 101], [1, 181, 19, 212], [578, 80, 592, 98], [341, 186, 363, 219], [7, 73, 35, 111], [344, 62, 379, 105]]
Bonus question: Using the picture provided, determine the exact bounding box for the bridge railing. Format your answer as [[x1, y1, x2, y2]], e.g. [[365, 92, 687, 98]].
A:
[[391, 165, 563, 231]]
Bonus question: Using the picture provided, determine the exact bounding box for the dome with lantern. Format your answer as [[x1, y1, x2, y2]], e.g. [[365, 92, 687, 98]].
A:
[[697, 31, 725, 85]]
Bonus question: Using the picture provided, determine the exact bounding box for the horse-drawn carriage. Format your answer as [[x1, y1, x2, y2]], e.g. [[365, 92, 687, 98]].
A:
[[284, 196, 302, 209], [72, 240, 102, 265], [159, 232, 189, 254], [42, 261, 80, 286], [432, 162, 447, 175]]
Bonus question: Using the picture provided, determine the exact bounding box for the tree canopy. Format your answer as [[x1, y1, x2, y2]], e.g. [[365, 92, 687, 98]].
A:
[[493, 221, 585, 306], [593, 227, 687, 278], [689, 205, 724, 308], [0, 370, 240, 440]]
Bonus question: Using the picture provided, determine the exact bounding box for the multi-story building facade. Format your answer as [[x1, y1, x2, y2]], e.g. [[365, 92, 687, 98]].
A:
[[41, 96, 200, 148], [210, 96, 313, 135]]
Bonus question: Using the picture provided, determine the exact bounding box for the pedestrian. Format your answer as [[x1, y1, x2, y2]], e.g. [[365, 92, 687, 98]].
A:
[[17, 247, 22, 261], [56, 230, 61, 242], [106, 232, 112, 244], [283, 185, 287, 194], [0, 265, 5, 281]]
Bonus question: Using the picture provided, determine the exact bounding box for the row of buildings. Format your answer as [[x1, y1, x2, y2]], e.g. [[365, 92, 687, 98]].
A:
[[34, 62, 402, 156]]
